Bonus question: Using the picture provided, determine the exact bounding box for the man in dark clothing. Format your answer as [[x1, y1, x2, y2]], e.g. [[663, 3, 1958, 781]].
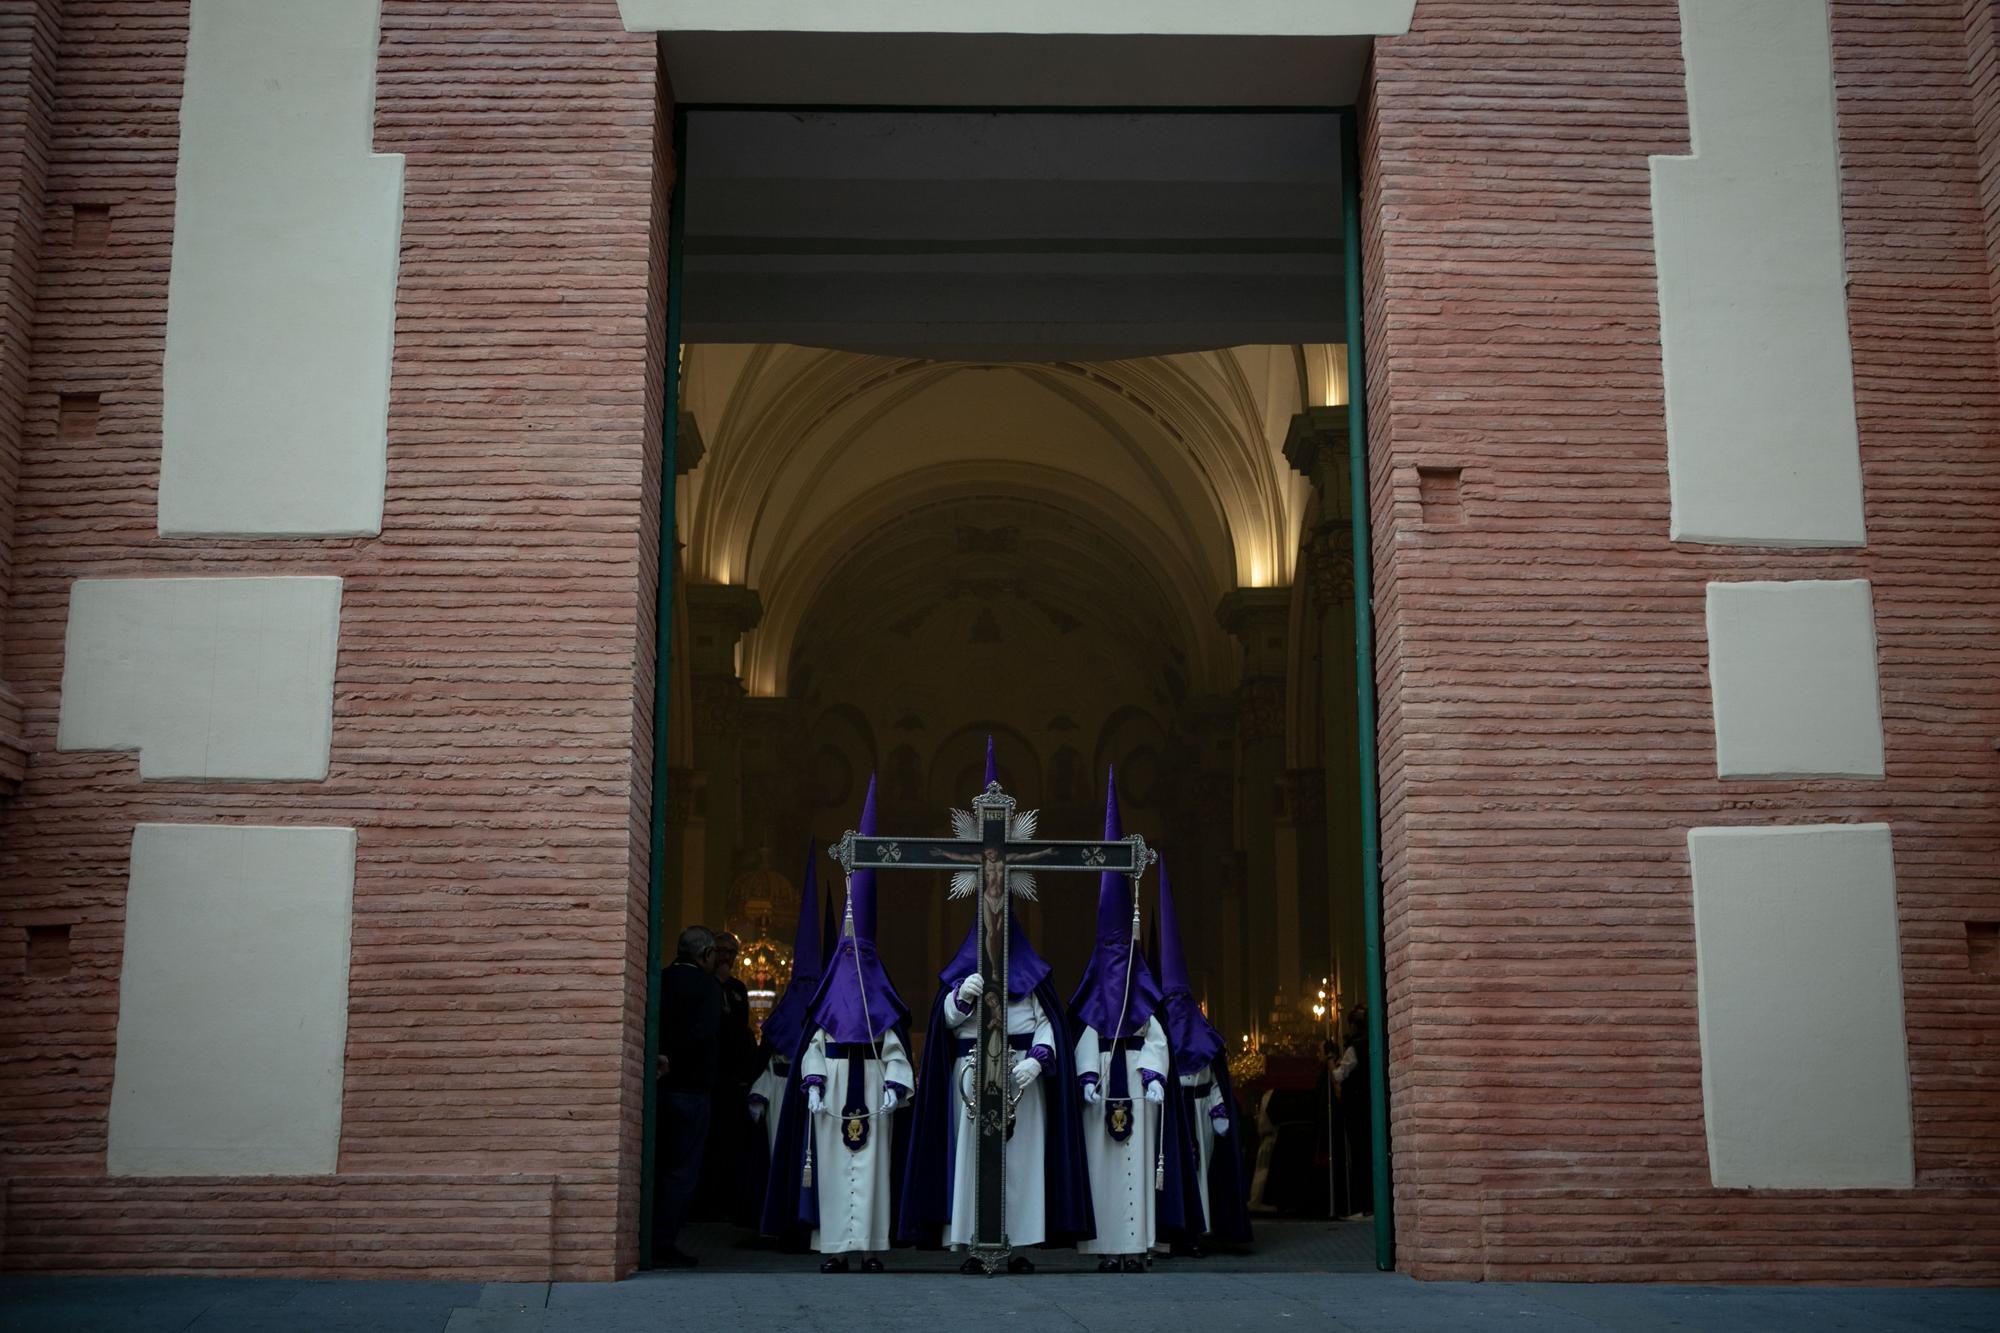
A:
[[697, 930, 761, 1222], [655, 925, 721, 1267]]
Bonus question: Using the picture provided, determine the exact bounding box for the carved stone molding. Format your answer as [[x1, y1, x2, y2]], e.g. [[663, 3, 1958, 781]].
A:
[[690, 673, 745, 735], [1301, 520, 1355, 610], [1236, 676, 1286, 744]]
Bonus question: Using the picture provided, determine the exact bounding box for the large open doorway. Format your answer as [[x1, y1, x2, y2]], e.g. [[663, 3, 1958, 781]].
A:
[[640, 104, 1387, 1275]]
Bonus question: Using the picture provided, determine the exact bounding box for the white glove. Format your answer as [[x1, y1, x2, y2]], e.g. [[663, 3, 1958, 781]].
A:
[[954, 973, 985, 1009], [1082, 1081, 1102, 1105], [1144, 1081, 1165, 1105], [1213, 1116, 1231, 1137], [881, 1087, 900, 1112], [806, 1087, 825, 1115], [748, 1099, 766, 1123], [1011, 1058, 1042, 1093]]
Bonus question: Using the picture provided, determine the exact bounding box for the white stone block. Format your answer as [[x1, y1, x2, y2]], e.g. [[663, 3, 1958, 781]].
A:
[[58, 577, 342, 782], [159, 0, 403, 537], [1651, 0, 1867, 547], [1706, 579, 1884, 779], [617, 1, 1418, 36], [1689, 823, 1912, 1189], [108, 824, 356, 1177]]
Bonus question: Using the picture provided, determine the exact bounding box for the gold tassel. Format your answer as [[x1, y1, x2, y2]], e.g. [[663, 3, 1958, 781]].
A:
[[1155, 1141, 1166, 1192], [803, 1135, 815, 1188]]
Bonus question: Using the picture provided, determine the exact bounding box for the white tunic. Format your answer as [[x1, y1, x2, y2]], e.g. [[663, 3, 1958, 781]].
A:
[[1074, 1015, 1169, 1255], [800, 1028, 911, 1254], [1180, 1065, 1226, 1232], [944, 989, 1055, 1249], [749, 1058, 788, 1160]]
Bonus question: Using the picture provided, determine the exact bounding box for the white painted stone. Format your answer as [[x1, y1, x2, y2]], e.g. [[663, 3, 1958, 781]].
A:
[[159, 0, 403, 537], [58, 577, 343, 782], [619, 2, 1414, 106], [1705, 579, 1884, 779], [108, 824, 356, 1177], [1651, 0, 1867, 547], [618, 1, 1417, 36], [1689, 823, 1912, 1189]]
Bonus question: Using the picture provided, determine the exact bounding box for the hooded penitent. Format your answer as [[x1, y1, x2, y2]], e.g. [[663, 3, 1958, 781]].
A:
[[899, 737, 1094, 1246], [759, 774, 914, 1242], [1067, 767, 1189, 1242], [1067, 767, 1164, 1040], [1155, 855, 1252, 1245]]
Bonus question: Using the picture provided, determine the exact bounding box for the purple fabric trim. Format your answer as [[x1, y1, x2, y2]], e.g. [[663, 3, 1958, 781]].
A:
[[800, 1075, 827, 1091], [1139, 1068, 1163, 1088], [1208, 1103, 1229, 1121], [1078, 1071, 1100, 1087], [1027, 1044, 1053, 1066], [748, 1093, 769, 1107], [886, 1081, 912, 1097], [952, 989, 976, 1016]]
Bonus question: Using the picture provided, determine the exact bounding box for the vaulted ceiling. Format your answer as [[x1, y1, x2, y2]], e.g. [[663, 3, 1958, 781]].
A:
[[681, 342, 1346, 699]]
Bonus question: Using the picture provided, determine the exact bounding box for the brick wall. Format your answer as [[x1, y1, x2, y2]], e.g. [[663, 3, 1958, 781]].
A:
[[0, 0, 667, 1280], [1362, 0, 2000, 1282], [0, 0, 62, 789]]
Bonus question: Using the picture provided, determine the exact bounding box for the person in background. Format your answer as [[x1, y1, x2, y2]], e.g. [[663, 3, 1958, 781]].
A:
[[697, 929, 760, 1223], [655, 925, 722, 1268], [1333, 1003, 1372, 1221]]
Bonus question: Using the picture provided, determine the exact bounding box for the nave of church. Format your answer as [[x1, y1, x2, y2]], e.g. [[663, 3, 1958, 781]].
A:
[[660, 340, 1371, 1082], [650, 339, 1381, 1260]]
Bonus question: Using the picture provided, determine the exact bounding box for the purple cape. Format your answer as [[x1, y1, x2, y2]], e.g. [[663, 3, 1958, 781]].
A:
[[1067, 769, 1163, 1039], [803, 934, 909, 1045], [896, 972, 1096, 1247]]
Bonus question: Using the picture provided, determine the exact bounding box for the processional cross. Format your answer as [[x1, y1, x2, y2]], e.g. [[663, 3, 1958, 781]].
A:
[[834, 780, 1155, 1274]]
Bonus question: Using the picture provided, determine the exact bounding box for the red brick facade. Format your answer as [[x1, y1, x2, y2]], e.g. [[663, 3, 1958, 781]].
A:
[[1363, 0, 2000, 1283], [0, 0, 1995, 1285], [0, 1, 665, 1280]]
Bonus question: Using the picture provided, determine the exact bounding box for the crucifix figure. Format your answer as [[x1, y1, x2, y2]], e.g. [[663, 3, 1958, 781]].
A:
[[834, 777, 1155, 1274]]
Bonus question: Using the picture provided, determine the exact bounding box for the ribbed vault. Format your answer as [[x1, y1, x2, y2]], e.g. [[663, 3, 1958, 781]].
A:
[[683, 342, 1344, 697]]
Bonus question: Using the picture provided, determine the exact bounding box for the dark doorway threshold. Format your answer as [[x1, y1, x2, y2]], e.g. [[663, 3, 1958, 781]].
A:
[[652, 1217, 1377, 1275]]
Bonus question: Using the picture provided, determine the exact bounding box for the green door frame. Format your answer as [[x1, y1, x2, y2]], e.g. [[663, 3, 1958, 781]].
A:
[[636, 101, 1394, 1272], [1338, 104, 1393, 1271], [638, 106, 689, 1269]]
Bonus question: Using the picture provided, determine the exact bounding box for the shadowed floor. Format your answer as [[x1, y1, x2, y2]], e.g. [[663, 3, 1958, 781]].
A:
[[4, 1248, 1997, 1333], [670, 1216, 1377, 1273]]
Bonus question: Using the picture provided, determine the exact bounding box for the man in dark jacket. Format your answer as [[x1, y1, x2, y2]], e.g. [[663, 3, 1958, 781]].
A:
[[655, 925, 721, 1267]]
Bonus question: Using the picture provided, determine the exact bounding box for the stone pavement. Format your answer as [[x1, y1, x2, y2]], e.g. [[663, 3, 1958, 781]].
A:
[[5, 1267, 1998, 1333]]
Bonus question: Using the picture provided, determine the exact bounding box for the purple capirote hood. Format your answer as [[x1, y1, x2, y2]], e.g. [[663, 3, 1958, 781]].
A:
[[1067, 767, 1162, 1039], [804, 774, 908, 1044], [1155, 854, 1222, 1071]]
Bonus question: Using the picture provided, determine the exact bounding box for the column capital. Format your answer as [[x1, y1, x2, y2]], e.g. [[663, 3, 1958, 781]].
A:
[[1216, 586, 1292, 681], [1283, 405, 1352, 501], [675, 409, 707, 476], [685, 583, 763, 677]]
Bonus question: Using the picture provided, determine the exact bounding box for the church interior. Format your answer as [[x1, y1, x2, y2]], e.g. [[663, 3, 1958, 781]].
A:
[[653, 109, 1374, 1104]]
